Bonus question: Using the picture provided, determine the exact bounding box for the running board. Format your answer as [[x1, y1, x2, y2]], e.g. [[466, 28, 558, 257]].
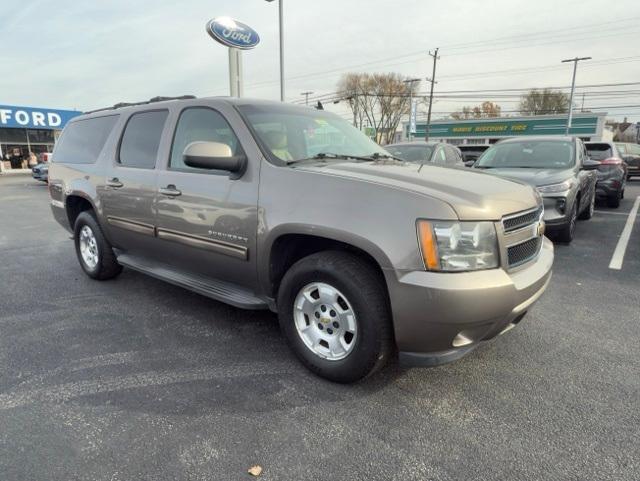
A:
[[116, 253, 268, 310]]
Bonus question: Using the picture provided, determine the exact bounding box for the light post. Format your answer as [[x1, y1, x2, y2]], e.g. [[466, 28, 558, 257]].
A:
[[266, 0, 285, 101], [561, 56, 591, 135], [403, 78, 420, 141]]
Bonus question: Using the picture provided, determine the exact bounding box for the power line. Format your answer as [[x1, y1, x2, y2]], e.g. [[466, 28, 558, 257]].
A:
[[205, 17, 640, 95]]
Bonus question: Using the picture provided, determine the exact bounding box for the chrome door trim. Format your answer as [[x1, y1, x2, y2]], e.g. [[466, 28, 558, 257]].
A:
[[156, 228, 248, 260], [106, 216, 155, 236]]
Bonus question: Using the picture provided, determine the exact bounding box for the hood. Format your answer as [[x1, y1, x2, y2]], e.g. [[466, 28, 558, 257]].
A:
[[479, 167, 574, 187], [294, 160, 540, 220]]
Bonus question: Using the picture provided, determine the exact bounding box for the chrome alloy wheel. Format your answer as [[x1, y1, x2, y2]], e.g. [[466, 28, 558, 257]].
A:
[[293, 282, 358, 361], [79, 225, 99, 269]]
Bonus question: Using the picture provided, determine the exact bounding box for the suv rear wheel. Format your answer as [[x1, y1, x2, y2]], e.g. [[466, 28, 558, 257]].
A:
[[277, 251, 392, 383], [74, 211, 122, 280]]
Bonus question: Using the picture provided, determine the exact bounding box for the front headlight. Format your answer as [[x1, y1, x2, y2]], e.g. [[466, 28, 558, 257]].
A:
[[417, 220, 499, 271], [536, 179, 574, 194]]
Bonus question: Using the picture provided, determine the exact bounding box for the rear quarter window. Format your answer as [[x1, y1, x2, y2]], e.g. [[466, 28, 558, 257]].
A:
[[118, 110, 168, 169], [52, 115, 119, 164]]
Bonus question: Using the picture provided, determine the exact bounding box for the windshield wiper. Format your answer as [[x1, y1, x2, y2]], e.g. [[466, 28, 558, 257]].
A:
[[286, 152, 376, 165], [365, 152, 405, 162]]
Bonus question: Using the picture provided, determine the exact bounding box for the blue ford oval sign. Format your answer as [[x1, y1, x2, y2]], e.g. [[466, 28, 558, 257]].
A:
[[206, 17, 260, 50]]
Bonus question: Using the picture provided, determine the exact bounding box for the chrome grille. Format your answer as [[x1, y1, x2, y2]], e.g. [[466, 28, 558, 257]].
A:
[[502, 206, 543, 233], [508, 237, 542, 267]]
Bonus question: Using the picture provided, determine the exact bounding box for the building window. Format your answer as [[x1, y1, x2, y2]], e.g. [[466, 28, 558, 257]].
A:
[[27, 129, 55, 143], [0, 128, 28, 143]]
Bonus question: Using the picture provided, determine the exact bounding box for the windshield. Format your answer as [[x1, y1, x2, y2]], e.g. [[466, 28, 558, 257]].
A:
[[237, 104, 387, 163], [386, 145, 434, 162], [476, 140, 575, 169], [615, 143, 627, 154], [586, 143, 613, 160]]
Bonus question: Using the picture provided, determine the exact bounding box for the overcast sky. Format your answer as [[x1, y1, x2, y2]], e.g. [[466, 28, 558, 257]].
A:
[[1, 0, 639, 122]]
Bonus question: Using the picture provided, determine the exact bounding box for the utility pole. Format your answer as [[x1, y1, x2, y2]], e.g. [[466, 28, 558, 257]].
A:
[[402, 78, 420, 141], [301, 91, 314, 106], [265, 0, 285, 101], [561, 56, 591, 134], [424, 48, 439, 142]]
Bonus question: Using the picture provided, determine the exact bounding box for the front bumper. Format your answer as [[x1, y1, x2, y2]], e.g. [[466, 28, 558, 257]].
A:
[[389, 237, 553, 366]]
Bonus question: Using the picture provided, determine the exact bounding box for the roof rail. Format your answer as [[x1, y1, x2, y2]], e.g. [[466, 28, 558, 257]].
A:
[[84, 95, 196, 114]]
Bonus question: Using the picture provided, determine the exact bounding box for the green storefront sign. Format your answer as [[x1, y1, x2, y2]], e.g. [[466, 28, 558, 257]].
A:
[[408, 116, 599, 138]]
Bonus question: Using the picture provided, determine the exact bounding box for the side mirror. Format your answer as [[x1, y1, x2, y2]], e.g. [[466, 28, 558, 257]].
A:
[[581, 159, 601, 170], [183, 141, 245, 176]]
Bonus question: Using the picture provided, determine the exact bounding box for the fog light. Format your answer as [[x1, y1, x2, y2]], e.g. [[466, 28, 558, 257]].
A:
[[556, 198, 566, 214]]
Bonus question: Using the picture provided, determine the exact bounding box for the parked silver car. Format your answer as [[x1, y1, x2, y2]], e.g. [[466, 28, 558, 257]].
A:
[[473, 137, 599, 243], [48, 97, 553, 382], [385, 141, 464, 167]]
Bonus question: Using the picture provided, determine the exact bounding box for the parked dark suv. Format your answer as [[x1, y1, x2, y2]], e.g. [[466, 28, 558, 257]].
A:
[[585, 141, 627, 208], [48, 96, 553, 382]]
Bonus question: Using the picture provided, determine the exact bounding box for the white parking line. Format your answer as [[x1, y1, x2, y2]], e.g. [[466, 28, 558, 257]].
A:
[[595, 210, 631, 216], [609, 196, 640, 270]]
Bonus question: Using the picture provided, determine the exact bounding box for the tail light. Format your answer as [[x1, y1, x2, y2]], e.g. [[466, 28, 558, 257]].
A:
[[600, 157, 623, 165]]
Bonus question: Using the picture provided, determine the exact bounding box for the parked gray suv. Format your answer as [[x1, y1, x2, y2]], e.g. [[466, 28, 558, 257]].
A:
[[48, 96, 553, 382]]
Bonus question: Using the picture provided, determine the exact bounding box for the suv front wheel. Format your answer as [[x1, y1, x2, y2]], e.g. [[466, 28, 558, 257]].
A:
[[74, 211, 122, 280], [277, 251, 392, 383]]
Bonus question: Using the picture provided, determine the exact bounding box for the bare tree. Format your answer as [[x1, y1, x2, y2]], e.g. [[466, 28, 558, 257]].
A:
[[519, 89, 569, 116], [451, 101, 501, 120], [337, 73, 417, 145]]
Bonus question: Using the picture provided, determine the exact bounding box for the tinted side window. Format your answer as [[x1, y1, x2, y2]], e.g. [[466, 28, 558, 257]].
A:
[[119, 110, 168, 169], [435, 147, 447, 164], [53, 115, 118, 164]]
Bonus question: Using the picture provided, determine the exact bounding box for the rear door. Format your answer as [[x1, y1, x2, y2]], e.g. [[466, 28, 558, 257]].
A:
[[101, 109, 170, 255], [153, 102, 260, 290]]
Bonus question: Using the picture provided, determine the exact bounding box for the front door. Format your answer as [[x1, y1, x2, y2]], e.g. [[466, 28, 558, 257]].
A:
[[154, 105, 259, 290], [101, 109, 169, 255]]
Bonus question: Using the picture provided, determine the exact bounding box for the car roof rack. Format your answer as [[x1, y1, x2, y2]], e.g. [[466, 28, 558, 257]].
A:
[[84, 95, 196, 114]]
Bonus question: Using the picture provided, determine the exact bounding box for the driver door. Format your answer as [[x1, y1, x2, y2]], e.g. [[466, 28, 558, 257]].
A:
[[153, 104, 260, 290]]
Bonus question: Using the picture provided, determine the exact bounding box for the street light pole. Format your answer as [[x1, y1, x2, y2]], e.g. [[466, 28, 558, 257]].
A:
[[561, 56, 591, 135], [266, 0, 285, 101], [403, 78, 420, 141]]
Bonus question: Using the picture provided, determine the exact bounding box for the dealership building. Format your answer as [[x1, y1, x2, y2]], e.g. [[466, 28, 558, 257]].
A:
[[401, 112, 611, 144], [0, 104, 80, 171]]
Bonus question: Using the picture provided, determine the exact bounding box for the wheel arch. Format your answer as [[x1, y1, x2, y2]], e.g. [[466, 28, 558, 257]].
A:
[[263, 225, 393, 303]]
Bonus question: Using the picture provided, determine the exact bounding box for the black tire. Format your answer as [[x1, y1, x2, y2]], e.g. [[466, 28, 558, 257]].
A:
[[555, 200, 578, 244], [73, 211, 122, 280], [607, 190, 621, 208], [277, 251, 393, 383], [578, 191, 595, 220]]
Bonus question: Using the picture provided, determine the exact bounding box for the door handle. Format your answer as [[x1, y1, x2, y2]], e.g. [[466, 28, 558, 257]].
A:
[[107, 177, 123, 188], [159, 185, 182, 197]]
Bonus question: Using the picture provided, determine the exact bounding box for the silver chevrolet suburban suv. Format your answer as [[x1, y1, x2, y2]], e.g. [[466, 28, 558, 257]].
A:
[[48, 96, 553, 383]]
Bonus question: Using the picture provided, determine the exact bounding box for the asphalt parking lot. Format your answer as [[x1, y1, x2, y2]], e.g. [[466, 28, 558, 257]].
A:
[[0, 174, 638, 481]]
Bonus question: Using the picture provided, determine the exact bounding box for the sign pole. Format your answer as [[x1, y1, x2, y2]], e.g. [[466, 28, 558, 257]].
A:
[[228, 48, 243, 97]]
